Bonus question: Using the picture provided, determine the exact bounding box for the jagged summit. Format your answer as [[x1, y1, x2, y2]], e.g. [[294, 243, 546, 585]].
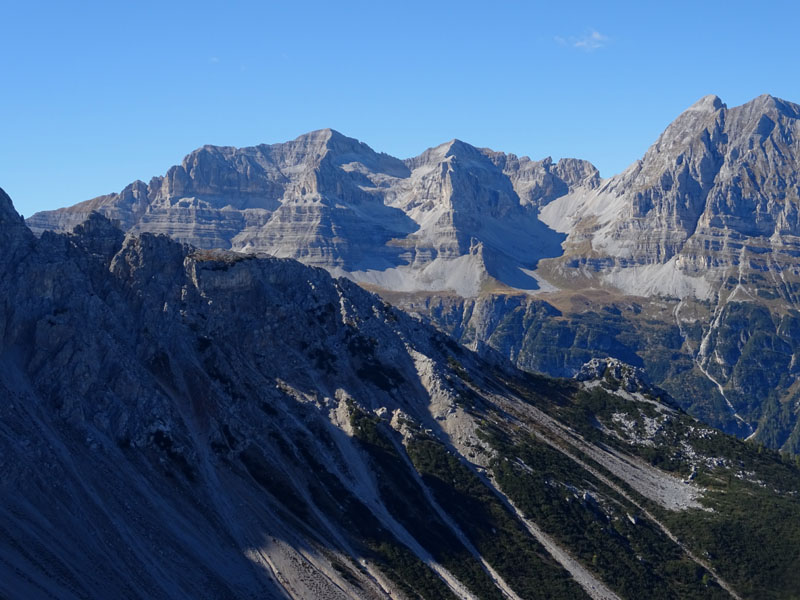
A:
[[402, 137, 487, 169], [677, 92, 799, 119], [685, 94, 725, 113], [27, 92, 800, 302], [294, 126, 343, 140], [439, 138, 483, 158], [741, 93, 800, 116], [289, 127, 383, 159], [538, 92, 800, 298], [188, 128, 358, 156], [0, 186, 22, 223]]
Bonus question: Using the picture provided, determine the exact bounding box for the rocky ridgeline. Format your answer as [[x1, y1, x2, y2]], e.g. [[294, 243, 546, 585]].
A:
[[27, 130, 597, 296], [28, 94, 800, 302]]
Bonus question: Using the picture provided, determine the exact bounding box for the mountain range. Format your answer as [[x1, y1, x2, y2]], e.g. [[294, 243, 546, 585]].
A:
[[28, 93, 800, 451], [27, 129, 598, 296], [4, 185, 800, 599]]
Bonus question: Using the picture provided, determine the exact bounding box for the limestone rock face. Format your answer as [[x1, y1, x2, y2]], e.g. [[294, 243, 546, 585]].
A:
[[539, 94, 800, 300], [488, 152, 600, 210], [28, 95, 800, 303], [27, 131, 594, 296]]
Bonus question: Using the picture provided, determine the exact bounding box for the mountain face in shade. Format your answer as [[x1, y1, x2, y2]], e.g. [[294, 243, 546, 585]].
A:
[[25, 95, 800, 453], [7, 187, 800, 599], [27, 130, 597, 296]]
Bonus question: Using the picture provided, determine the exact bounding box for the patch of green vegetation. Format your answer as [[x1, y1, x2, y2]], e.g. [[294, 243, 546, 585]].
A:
[[755, 394, 797, 450], [446, 355, 472, 384], [497, 375, 800, 599], [557, 387, 691, 474], [664, 475, 800, 600], [406, 437, 585, 599], [480, 428, 726, 600]]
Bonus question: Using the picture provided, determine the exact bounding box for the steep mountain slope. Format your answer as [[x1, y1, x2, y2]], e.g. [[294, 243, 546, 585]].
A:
[[27, 130, 597, 296], [6, 187, 800, 599], [393, 95, 800, 448], [25, 96, 800, 451], [538, 94, 800, 300], [392, 292, 758, 439]]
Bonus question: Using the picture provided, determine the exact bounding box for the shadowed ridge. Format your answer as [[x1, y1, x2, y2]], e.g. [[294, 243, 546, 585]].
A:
[[0, 187, 35, 266], [0, 186, 24, 225]]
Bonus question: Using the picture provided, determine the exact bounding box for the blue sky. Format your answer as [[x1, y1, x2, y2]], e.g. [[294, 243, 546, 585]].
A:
[[2, 0, 799, 216]]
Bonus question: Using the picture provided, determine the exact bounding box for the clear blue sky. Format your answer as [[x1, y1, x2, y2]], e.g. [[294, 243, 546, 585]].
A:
[[2, 0, 799, 216]]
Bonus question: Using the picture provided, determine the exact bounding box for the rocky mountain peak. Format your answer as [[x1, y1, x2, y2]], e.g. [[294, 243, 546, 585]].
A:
[[741, 93, 799, 117], [293, 127, 362, 156], [294, 126, 340, 141], [685, 94, 725, 113], [639, 95, 725, 168], [0, 186, 23, 224], [405, 138, 484, 169], [443, 138, 484, 159], [539, 92, 800, 299], [725, 93, 800, 145], [158, 129, 390, 205], [0, 186, 34, 264], [26, 129, 594, 294]]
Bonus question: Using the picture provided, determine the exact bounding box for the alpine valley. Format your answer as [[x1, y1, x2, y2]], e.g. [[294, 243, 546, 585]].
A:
[[29, 94, 800, 450]]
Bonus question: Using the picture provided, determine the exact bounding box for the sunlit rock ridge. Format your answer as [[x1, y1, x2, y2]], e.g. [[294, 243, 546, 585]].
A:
[[31, 95, 800, 302], [539, 94, 800, 300], [28, 129, 598, 296]]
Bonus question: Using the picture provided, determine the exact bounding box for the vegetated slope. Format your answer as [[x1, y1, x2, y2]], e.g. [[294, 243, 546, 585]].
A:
[[5, 187, 800, 599], [391, 288, 800, 448]]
